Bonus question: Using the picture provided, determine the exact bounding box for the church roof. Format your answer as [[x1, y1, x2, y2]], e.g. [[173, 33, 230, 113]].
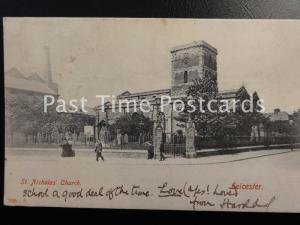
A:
[[114, 86, 251, 103], [5, 67, 58, 95], [117, 88, 171, 98], [98, 85, 254, 110], [217, 86, 249, 99]]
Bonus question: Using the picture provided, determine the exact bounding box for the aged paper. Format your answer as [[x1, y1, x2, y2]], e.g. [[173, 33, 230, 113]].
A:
[[4, 18, 300, 212]]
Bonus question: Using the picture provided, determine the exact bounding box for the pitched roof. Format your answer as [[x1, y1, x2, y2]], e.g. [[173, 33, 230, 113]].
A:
[[5, 68, 57, 95], [27, 72, 46, 83], [117, 86, 250, 100], [117, 88, 171, 98], [118, 91, 131, 97], [5, 67, 26, 79], [217, 86, 249, 99]]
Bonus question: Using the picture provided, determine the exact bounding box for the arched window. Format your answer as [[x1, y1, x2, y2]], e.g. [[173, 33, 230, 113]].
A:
[[184, 71, 188, 83]]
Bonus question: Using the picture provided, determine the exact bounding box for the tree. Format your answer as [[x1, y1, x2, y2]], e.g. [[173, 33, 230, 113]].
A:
[[174, 74, 265, 137], [5, 91, 59, 143], [56, 112, 93, 136], [110, 112, 153, 137], [5, 90, 93, 144], [292, 110, 300, 135], [174, 73, 220, 135]]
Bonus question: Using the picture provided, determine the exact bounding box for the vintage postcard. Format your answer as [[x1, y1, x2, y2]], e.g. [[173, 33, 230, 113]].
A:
[[3, 18, 300, 212]]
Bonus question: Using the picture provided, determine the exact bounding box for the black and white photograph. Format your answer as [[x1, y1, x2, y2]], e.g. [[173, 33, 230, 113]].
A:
[[3, 17, 300, 212]]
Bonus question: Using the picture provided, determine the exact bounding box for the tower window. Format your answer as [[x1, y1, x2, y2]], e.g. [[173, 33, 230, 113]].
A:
[[209, 55, 212, 66], [184, 71, 188, 83]]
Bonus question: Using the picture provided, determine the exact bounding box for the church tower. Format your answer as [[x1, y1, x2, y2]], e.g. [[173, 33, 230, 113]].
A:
[[170, 41, 218, 98]]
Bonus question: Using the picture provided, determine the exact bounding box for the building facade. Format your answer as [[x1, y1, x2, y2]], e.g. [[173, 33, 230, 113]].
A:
[[5, 66, 59, 144], [96, 41, 258, 142], [5, 47, 96, 145]]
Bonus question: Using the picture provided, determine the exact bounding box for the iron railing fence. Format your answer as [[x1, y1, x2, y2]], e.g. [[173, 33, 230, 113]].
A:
[[164, 133, 186, 144], [195, 135, 300, 150], [163, 143, 186, 157], [104, 143, 149, 150]]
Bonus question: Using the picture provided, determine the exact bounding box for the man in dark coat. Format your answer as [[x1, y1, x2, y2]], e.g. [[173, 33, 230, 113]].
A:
[[95, 140, 104, 162], [159, 141, 166, 161]]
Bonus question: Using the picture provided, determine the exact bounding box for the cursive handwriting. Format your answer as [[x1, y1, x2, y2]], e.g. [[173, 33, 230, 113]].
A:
[[106, 185, 129, 200], [220, 196, 276, 210], [213, 184, 238, 197], [189, 196, 215, 210], [20, 182, 276, 211], [23, 188, 49, 198], [157, 182, 209, 198]]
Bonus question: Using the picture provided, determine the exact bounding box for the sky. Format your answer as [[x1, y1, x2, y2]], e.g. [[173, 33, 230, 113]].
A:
[[4, 18, 300, 113]]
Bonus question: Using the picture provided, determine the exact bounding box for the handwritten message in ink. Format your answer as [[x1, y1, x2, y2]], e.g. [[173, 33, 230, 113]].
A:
[[17, 178, 276, 211]]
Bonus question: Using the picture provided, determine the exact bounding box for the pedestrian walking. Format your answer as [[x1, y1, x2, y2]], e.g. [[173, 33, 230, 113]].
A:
[[159, 141, 166, 161], [95, 140, 104, 162]]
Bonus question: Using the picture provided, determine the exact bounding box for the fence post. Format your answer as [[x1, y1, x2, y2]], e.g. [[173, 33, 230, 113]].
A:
[[185, 117, 196, 158], [153, 121, 163, 159]]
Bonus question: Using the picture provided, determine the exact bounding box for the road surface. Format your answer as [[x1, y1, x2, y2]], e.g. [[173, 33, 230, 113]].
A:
[[4, 148, 300, 212]]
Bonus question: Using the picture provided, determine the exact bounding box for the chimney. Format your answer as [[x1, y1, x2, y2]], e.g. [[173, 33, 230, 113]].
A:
[[43, 46, 58, 93], [44, 46, 53, 86]]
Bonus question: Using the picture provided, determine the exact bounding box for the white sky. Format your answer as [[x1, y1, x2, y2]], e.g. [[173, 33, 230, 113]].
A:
[[4, 18, 300, 113]]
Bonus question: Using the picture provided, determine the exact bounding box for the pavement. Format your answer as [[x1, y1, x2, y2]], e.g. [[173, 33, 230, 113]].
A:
[[5, 147, 299, 165], [4, 148, 300, 212], [6, 142, 300, 160]]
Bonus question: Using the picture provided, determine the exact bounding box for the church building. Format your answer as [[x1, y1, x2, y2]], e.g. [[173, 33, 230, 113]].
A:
[[96, 41, 257, 139]]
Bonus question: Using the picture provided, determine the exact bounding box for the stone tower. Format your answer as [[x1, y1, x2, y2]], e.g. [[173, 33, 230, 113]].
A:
[[170, 41, 218, 98]]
